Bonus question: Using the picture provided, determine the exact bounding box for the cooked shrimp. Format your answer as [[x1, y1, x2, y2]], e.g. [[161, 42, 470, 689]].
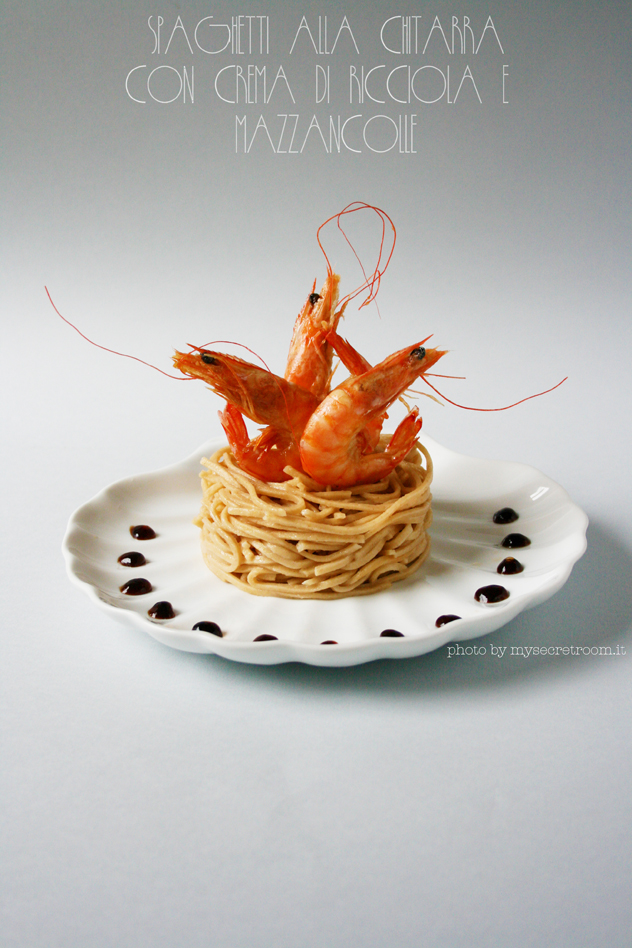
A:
[[284, 202, 396, 400], [284, 272, 346, 399], [173, 348, 320, 481], [299, 341, 447, 487]]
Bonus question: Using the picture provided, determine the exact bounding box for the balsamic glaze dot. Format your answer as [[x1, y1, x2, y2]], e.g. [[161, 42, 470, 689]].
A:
[[475, 584, 510, 604], [380, 629, 404, 638], [435, 614, 461, 628], [130, 525, 156, 540], [492, 508, 519, 525], [119, 577, 152, 596], [321, 640, 338, 645], [118, 551, 147, 568], [501, 533, 531, 549], [192, 621, 223, 637], [497, 557, 524, 575], [148, 601, 175, 619], [254, 634, 278, 642]]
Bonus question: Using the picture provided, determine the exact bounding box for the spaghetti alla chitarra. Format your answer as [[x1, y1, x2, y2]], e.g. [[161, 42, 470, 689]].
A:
[[195, 439, 433, 600]]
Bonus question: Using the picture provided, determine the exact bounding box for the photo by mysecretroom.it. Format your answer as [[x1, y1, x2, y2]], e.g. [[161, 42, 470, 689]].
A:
[[446, 644, 626, 659]]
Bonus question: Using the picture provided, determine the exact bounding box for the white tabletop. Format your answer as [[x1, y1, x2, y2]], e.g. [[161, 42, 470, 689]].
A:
[[3, 2, 631, 946]]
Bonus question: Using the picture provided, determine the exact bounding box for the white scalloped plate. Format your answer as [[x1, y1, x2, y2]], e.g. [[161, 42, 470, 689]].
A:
[[62, 436, 588, 666]]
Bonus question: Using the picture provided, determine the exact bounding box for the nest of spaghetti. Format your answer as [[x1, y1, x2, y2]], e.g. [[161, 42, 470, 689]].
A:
[[194, 439, 433, 600]]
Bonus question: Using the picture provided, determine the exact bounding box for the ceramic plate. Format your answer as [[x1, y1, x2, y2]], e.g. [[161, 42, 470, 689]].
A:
[[62, 436, 588, 666]]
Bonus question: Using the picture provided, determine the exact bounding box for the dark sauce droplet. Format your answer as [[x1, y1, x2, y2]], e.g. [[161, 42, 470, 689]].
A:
[[321, 640, 338, 645], [148, 601, 175, 619], [254, 634, 278, 642], [475, 584, 510, 604], [501, 533, 531, 549], [492, 508, 519, 525], [130, 525, 156, 540], [497, 557, 524, 575], [435, 614, 461, 628], [120, 577, 152, 596], [380, 629, 404, 638], [118, 551, 147, 568], [192, 621, 223, 638]]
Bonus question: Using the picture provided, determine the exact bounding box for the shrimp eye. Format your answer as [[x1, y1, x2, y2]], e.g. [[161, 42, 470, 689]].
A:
[[309, 293, 321, 305], [411, 347, 426, 360], [201, 353, 219, 365]]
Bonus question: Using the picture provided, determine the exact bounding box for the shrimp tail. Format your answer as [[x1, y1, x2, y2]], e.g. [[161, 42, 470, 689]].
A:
[[327, 329, 384, 450], [219, 403, 300, 483], [219, 403, 249, 459], [384, 407, 422, 461], [326, 328, 372, 375]]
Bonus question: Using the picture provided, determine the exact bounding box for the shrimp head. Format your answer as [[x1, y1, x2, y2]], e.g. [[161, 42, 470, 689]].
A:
[[173, 349, 319, 435]]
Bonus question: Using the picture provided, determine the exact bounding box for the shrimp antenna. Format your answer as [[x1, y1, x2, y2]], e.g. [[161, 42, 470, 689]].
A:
[[316, 202, 396, 312], [190, 341, 275, 377], [420, 375, 568, 410], [45, 287, 192, 381]]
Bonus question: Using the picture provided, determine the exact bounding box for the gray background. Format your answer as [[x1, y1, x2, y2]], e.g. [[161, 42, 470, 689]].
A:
[[2, 1, 631, 945]]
